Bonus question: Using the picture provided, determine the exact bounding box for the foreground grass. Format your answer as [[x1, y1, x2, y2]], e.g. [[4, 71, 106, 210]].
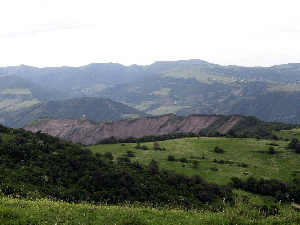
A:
[[1, 191, 299, 225], [89, 137, 300, 185]]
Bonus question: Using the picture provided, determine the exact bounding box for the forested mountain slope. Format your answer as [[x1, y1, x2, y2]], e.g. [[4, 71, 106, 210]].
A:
[[1, 97, 148, 128]]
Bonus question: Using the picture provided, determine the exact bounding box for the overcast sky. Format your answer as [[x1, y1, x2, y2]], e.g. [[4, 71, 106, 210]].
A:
[[1, 0, 300, 68]]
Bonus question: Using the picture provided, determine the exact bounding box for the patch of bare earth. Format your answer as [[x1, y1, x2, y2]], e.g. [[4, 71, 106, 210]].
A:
[[24, 114, 241, 145]]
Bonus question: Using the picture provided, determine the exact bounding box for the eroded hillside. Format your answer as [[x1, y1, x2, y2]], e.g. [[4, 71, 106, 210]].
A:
[[24, 114, 242, 145]]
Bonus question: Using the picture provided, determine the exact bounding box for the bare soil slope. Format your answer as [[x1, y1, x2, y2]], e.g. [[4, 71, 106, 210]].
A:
[[24, 114, 241, 145]]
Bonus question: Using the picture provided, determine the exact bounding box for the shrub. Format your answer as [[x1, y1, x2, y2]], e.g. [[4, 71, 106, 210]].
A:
[[214, 146, 224, 153], [135, 143, 148, 150], [167, 155, 175, 161], [103, 152, 113, 160], [271, 134, 279, 141], [126, 150, 135, 157], [239, 163, 248, 168], [268, 147, 276, 154], [193, 160, 198, 168], [288, 138, 299, 149], [218, 159, 225, 164], [295, 144, 300, 154], [180, 157, 188, 163], [210, 166, 219, 171]]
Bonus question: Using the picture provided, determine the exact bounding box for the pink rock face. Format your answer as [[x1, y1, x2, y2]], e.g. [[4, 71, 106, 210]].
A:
[[24, 114, 241, 145]]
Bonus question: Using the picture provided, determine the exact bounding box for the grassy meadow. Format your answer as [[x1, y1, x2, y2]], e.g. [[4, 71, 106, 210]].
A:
[[273, 128, 300, 141], [1, 190, 300, 225], [89, 137, 300, 185]]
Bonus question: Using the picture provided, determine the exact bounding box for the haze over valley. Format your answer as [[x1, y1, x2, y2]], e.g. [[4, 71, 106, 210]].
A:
[[1, 59, 300, 129]]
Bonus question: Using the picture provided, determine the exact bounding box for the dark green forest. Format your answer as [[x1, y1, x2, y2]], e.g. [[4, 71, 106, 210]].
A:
[[0, 124, 233, 209]]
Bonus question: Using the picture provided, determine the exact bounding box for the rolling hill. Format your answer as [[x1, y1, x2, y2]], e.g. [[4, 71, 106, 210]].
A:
[[1, 97, 148, 128], [0, 74, 67, 115]]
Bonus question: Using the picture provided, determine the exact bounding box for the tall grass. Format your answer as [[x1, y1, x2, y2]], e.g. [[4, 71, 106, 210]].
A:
[[1, 191, 299, 224]]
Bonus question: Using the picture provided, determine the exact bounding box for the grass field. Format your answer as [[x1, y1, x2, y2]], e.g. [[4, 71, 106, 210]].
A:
[[0, 88, 32, 95], [1, 190, 299, 224], [147, 105, 191, 116], [273, 128, 300, 141], [88, 137, 300, 185], [163, 67, 236, 84], [4, 99, 41, 112]]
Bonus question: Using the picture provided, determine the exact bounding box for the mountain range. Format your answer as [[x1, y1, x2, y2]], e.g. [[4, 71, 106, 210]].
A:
[[1, 59, 300, 127]]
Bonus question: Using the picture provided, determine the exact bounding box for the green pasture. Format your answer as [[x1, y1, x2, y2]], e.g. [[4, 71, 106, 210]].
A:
[[163, 67, 236, 84], [0, 88, 31, 95], [147, 105, 190, 116], [4, 99, 41, 112], [1, 191, 299, 225], [0, 99, 20, 110], [273, 128, 300, 140], [89, 137, 300, 185]]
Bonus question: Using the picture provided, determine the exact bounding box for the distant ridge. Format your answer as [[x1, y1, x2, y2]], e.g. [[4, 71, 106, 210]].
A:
[[2, 60, 300, 123], [1, 97, 148, 128]]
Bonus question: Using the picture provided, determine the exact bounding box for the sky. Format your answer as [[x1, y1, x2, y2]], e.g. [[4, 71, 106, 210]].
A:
[[1, 0, 300, 68]]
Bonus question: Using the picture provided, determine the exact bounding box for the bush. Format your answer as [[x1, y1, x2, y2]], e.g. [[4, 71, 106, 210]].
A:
[[210, 166, 219, 171], [214, 146, 224, 153], [126, 150, 135, 157], [167, 155, 175, 161], [135, 143, 148, 150], [288, 138, 299, 149], [180, 157, 188, 163], [103, 152, 113, 160], [268, 147, 276, 154], [239, 163, 248, 168], [193, 160, 198, 168]]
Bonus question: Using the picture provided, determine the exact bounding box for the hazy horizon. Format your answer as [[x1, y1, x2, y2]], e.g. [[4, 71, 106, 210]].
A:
[[1, 0, 300, 68]]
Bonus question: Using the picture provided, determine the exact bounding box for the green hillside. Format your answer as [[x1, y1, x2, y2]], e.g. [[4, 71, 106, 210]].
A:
[[1, 124, 300, 224], [0, 74, 68, 115], [1, 97, 148, 128], [89, 137, 300, 185]]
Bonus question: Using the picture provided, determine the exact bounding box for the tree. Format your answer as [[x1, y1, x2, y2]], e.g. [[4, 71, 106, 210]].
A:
[[168, 155, 175, 161], [255, 135, 261, 141], [288, 138, 299, 149], [227, 129, 236, 138], [268, 146, 276, 154], [193, 160, 198, 168], [149, 159, 159, 175], [271, 134, 279, 141], [214, 146, 224, 153]]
